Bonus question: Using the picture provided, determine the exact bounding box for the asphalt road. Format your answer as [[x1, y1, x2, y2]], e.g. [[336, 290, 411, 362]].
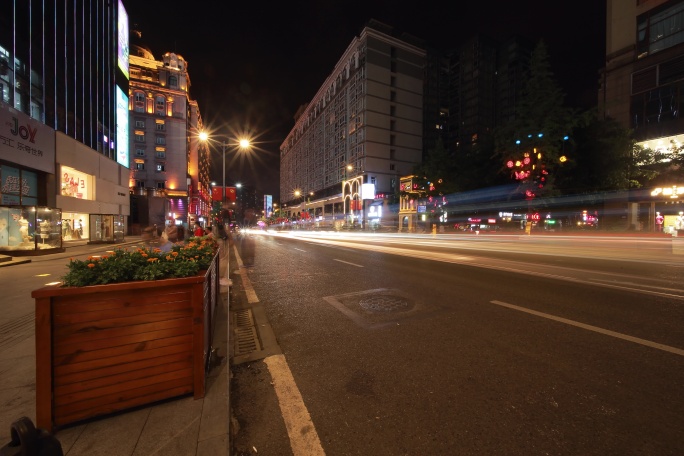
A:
[[229, 231, 684, 455]]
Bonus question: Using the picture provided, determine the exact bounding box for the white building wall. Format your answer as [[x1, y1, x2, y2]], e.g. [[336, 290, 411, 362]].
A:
[[55, 132, 130, 216]]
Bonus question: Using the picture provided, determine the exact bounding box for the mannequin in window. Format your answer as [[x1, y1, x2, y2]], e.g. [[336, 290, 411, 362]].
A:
[[655, 212, 664, 232]]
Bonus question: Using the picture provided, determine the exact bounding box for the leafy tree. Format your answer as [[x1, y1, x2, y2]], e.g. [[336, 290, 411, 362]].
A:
[[493, 40, 579, 199], [413, 137, 460, 197], [559, 115, 632, 192], [645, 140, 684, 185]]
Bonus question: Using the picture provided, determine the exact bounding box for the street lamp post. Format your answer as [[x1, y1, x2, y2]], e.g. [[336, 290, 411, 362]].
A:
[[222, 140, 226, 211], [199, 132, 251, 226]]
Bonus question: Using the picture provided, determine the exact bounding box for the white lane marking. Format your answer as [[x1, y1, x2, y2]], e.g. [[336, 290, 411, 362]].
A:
[[490, 300, 684, 356], [333, 259, 364, 268], [231, 244, 259, 304], [265, 235, 684, 300], [264, 354, 325, 456], [294, 248, 307, 252]]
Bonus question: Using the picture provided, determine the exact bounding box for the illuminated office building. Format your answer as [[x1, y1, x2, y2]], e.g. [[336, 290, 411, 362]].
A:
[[0, 0, 130, 252], [601, 0, 684, 230]]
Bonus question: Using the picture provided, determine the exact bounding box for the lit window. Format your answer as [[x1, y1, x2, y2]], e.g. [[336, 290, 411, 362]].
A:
[[156, 163, 165, 172]]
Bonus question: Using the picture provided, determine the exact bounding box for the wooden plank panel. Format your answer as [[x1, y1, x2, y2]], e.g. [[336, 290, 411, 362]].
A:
[[53, 318, 190, 346], [54, 359, 193, 396], [53, 310, 192, 337], [54, 376, 193, 418], [54, 367, 193, 407], [52, 288, 192, 314], [53, 298, 192, 325], [54, 352, 192, 386], [53, 285, 189, 315], [53, 326, 190, 356], [54, 385, 193, 427], [53, 334, 193, 366], [53, 343, 193, 377]]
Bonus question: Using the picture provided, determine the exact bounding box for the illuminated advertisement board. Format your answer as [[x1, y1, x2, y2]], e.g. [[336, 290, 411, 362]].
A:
[[264, 194, 272, 217], [117, 0, 129, 79], [0, 103, 55, 174], [116, 85, 129, 168], [60, 166, 93, 200]]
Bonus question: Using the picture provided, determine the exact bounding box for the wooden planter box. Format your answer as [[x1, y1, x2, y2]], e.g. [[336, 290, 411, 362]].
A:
[[31, 252, 220, 432]]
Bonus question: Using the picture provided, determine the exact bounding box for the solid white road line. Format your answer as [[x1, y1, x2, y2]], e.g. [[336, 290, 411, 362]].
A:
[[264, 354, 325, 456], [294, 248, 307, 252], [333, 259, 364, 268], [490, 300, 684, 356], [232, 243, 259, 304]]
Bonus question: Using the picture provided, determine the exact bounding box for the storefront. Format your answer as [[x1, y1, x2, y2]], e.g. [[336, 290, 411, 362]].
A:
[[55, 132, 130, 245], [0, 103, 62, 254], [650, 184, 684, 234]]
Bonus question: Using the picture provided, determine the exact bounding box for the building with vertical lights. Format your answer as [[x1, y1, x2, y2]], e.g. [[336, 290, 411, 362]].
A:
[[600, 0, 684, 231], [127, 31, 211, 234], [0, 0, 130, 253]]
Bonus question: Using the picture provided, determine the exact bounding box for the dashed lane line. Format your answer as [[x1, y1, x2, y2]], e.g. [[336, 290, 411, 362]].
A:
[[333, 259, 364, 267], [490, 300, 684, 356]]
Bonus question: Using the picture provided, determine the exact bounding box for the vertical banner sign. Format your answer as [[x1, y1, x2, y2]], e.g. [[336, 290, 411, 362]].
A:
[[226, 187, 236, 202], [211, 186, 223, 202]]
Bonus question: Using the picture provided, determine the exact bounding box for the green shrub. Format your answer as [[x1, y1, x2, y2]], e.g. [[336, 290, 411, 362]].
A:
[[61, 236, 218, 287]]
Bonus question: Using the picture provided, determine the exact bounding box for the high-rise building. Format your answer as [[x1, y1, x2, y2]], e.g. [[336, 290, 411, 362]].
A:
[[280, 20, 426, 227], [127, 31, 211, 233], [0, 0, 131, 253], [278, 19, 535, 229], [600, 0, 684, 230]]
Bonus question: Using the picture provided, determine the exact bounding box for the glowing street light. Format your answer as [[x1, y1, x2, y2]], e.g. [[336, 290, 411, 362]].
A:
[[199, 132, 251, 216]]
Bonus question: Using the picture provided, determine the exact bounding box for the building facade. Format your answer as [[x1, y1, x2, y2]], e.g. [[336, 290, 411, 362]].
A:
[[0, 0, 130, 253], [280, 20, 426, 227], [127, 33, 211, 234], [600, 0, 684, 231]]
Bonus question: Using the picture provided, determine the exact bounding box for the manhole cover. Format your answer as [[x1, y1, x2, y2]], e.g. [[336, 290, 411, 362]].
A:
[[359, 295, 410, 313]]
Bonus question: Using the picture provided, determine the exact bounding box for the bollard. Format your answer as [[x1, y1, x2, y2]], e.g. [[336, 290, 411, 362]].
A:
[[0, 417, 63, 456]]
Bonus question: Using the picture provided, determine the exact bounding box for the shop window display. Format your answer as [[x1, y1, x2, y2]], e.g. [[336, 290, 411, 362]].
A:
[[0, 206, 62, 251]]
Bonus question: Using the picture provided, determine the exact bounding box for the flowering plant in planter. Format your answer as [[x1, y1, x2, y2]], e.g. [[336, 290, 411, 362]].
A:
[[61, 235, 219, 287]]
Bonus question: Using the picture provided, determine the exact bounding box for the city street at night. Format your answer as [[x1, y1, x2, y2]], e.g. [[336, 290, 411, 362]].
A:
[[228, 230, 684, 455]]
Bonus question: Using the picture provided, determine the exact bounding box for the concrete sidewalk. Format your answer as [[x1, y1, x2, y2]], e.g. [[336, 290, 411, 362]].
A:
[[0, 236, 231, 456]]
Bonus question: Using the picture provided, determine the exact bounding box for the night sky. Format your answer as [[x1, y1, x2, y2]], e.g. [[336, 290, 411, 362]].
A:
[[123, 0, 606, 199]]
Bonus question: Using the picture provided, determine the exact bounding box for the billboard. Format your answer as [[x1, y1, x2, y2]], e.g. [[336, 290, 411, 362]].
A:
[[117, 0, 129, 79], [115, 86, 129, 167], [264, 194, 272, 217]]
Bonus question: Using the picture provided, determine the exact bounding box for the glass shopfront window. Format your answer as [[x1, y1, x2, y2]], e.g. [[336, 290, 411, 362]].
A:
[[61, 213, 89, 241], [0, 165, 38, 205], [0, 205, 62, 252], [89, 214, 125, 243]]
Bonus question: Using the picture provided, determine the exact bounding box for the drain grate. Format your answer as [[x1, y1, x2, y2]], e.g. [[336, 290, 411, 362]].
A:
[[323, 288, 433, 329], [359, 295, 410, 313], [235, 326, 260, 355], [233, 308, 261, 356]]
